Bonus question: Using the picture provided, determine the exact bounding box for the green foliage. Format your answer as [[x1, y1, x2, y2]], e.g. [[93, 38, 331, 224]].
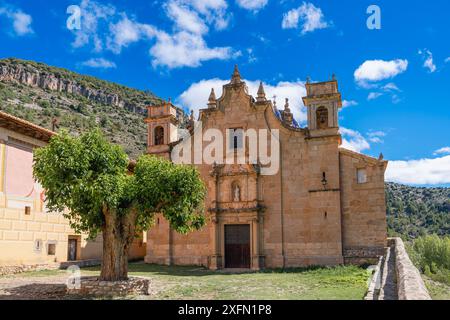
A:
[[386, 182, 450, 239], [39, 100, 51, 109], [408, 235, 450, 285], [134, 156, 206, 233], [33, 129, 206, 238]]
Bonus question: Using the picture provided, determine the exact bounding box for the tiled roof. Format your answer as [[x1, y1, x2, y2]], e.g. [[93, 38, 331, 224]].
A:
[[0, 111, 55, 143]]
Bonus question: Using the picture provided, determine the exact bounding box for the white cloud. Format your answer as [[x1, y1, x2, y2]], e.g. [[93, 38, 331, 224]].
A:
[[166, 1, 208, 35], [367, 131, 386, 143], [236, 0, 268, 12], [368, 92, 383, 100], [354, 59, 408, 84], [282, 2, 329, 35], [445, 57, 450, 63], [433, 147, 450, 156], [386, 156, 450, 185], [71, 0, 116, 51], [150, 31, 234, 69], [187, 0, 230, 30], [69, 0, 235, 69], [382, 82, 400, 92], [177, 77, 307, 122], [340, 127, 370, 153], [81, 58, 116, 69], [0, 5, 33, 36], [342, 100, 358, 108], [418, 49, 437, 73], [107, 15, 157, 54]]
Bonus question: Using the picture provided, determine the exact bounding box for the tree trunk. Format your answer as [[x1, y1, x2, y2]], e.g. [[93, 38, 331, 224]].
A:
[[100, 206, 137, 281]]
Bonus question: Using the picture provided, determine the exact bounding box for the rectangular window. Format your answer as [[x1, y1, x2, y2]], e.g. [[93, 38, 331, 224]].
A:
[[47, 243, 56, 255], [34, 239, 42, 252], [229, 128, 243, 150], [24, 206, 31, 215], [357, 168, 367, 184]]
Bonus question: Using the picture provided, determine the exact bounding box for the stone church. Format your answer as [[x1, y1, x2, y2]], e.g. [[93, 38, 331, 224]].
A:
[[144, 66, 388, 270]]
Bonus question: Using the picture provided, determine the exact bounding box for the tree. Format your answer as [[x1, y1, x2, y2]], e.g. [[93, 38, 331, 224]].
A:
[[33, 129, 206, 281]]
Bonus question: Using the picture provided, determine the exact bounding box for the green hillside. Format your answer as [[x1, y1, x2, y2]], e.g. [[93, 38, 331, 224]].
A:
[[386, 182, 450, 239], [0, 58, 164, 158]]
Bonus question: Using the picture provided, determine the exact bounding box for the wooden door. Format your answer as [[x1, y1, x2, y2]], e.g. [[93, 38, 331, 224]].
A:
[[225, 224, 250, 268], [68, 239, 77, 261]]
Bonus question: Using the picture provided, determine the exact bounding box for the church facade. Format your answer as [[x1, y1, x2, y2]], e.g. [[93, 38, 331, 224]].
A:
[[144, 66, 388, 269]]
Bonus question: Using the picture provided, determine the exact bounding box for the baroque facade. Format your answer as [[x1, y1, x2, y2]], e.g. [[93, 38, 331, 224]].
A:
[[145, 66, 388, 269]]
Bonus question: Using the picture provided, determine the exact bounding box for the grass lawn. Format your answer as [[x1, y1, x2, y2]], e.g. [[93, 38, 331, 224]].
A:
[[2, 263, 372, 300], [82, 263, 370, 300], [423, 276, 450, 300]]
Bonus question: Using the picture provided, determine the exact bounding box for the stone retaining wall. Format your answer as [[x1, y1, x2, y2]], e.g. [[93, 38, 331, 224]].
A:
[[390, 237, 431, 300], [0, 263, 60, 276], [66, 277, 149, 297], [0, 259, 101, 276]]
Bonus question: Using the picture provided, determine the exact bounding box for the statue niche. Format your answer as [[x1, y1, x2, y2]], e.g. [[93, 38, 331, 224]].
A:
[[316, 106, 329, 129], [154, 126, 165, 145], [231, 181, 241, 202]]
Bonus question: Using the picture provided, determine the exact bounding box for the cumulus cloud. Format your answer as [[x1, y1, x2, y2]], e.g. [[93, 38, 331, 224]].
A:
[[418, 49, 437, 73], [81, 58, 116, 69], [236, 0, 268, 12], [150, 31, 234, 68], [282, 2, 329, 35], [166, 1, 208, 35], [69, 0, 235, 69], [386, 156, 450, 185], [0, 4, 33, 36], [340, 127, 370, 153], [433, 147, 450, 156], [71, 0, 116, 51], [177, 77, 307, 121], [354, 59, 408, 84], [107, 15, 157, 53]]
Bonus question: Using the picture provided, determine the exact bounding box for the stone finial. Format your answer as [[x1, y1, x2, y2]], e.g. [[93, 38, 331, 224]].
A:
[[332, 73, 336, 81], [282, 98, 293, 126], [378, 153, 384, 161], [306, 76, 311, 84], [231, 64, 242, 84], [207, 88, 216, 108], [284, 98, 291, 112], [190, 109, 194, 121], [256, 82, 266, 102]]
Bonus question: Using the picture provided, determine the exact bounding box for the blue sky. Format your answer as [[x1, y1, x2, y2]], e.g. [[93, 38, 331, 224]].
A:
[[0, 0, 449, 186]]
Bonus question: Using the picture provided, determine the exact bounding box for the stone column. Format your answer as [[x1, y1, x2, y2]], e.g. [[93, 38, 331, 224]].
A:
[[251, 217, 260, 270], [209, 215, 222, 270]]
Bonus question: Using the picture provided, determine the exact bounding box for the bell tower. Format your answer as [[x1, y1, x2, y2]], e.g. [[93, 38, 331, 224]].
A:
[[145, 100, 179, 159], [302, 77, 342, 137]]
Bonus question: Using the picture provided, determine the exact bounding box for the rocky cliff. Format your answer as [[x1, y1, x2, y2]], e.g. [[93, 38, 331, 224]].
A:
[[0, 58, 159, 115], [0, 58, 165, 158]]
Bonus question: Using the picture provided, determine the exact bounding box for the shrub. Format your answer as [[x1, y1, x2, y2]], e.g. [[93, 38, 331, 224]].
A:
[[410, 235, 450, 285]]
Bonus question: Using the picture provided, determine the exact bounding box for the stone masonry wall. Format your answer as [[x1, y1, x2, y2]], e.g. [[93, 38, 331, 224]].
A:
[[391, 237, 431, 300]]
